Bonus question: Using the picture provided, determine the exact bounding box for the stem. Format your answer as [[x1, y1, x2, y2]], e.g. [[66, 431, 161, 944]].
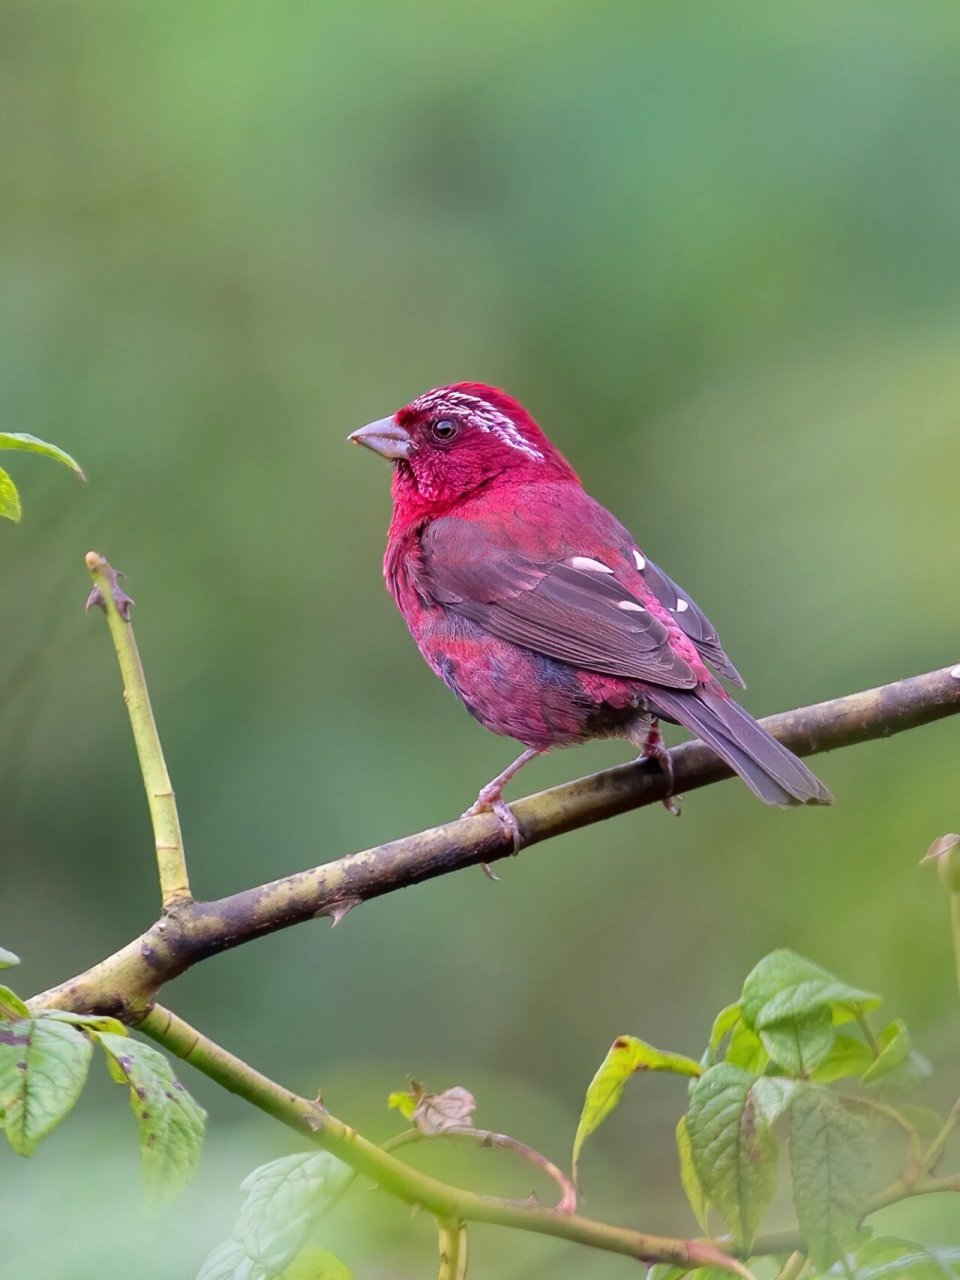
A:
[[774, 1253, 807, 1280], [437, 1220, 468, 1280], [85, 552, 190, 908], [922, 1099, 960, 1175], [386, 1127, 577, 1215], [136, 1004, 751, 1277], [951, 895, 960, 996], [855, 1011, 881, 1060]]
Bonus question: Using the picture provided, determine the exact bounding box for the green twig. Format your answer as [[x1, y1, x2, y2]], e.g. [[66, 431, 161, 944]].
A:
[[85, 552, 191, 908], [921, 1099, 960, 1176], [437, 1220, 468, 1280], [774, 1252, 807, 1280], [136, 1004, 754, 1278]]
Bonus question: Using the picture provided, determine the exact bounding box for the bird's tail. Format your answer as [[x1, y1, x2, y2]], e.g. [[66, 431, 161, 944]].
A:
[[647, 687, 833, 807]]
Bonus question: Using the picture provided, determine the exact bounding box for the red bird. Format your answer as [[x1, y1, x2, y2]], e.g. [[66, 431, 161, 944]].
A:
[[350, 383, 832, 850]]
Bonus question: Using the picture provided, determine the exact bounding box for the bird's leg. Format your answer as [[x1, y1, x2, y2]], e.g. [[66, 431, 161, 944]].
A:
[[636, 720, 681, 815], [463, 748, 544, 862]]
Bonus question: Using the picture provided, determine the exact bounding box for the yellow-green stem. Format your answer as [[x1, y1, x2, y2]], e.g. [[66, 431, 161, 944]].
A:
[[86, 552, 191, 908]]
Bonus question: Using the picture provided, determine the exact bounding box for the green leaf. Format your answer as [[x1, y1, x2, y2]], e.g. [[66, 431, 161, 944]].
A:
[[725, 1021, 770, 1074], [847, 1235, 959, 1279], [0, 468, 21, 522], [0, 947, 20, 969], [280, 1246, 354, 1279], [742, 951, 880, 1030], [0, 1017, 92, 1154], [0, 432, 86, 481], [676, 1115, 710, 1233], [200, 1153, 352, 1280], [789, 1082, 872, 1270], [44, 1010, 127, 1036], [573, 1036, 702, 1181], [812, 1032, 875, 1083], [760, 1006, 835, 1076], [704, 1002, 742, 1065], [95, 1031, 205, 1201], [751, 1075, 797, 1125], [861, 1019, 912, 1085], [686, 1064, 778, 1250], [388, 1090, 418, 1120], [0, 986, 31, 1020]]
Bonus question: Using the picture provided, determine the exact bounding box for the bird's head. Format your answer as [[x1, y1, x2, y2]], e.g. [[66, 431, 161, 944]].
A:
[[349, 382, 578, 517]]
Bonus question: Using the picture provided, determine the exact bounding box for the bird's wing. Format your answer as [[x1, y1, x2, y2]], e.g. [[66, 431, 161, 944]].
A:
[[635, 554, 745, 687], [420, 505, 699, 689]]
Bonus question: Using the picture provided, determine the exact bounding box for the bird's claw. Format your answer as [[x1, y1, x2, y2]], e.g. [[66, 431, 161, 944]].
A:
[[637, 726, 681, 815], [462, 791, 524, 861]]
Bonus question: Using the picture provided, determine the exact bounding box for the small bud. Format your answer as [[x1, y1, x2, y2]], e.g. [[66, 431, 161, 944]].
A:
[[922, 834, 960, 893]]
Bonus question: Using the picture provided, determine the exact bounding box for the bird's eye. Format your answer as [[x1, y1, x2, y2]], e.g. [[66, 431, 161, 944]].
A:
[[431, 419, 459, 443]]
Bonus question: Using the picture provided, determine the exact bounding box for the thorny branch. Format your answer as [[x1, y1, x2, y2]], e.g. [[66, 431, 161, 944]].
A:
[[19, 555, 960, 1275]]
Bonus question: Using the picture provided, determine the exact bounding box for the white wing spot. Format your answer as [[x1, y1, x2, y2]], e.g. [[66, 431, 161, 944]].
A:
[[618, 600, 646, 612], [633, 550, 646, 570], [570, 556, 613, 573], [676, 598, 689, 613]]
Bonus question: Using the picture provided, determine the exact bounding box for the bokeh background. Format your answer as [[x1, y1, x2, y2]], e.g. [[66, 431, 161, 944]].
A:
[[2, 2, 959, 1275]]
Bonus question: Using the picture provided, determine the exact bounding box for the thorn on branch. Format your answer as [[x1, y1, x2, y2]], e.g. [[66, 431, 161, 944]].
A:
[[85, 551, 135, 620]]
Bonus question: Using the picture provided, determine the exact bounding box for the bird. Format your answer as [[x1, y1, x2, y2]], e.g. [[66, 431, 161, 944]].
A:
[[349, 382, 832, 853]]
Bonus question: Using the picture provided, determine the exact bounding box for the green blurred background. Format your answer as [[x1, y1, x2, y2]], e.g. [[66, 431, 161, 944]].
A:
[[2, 2, 959, 1275]]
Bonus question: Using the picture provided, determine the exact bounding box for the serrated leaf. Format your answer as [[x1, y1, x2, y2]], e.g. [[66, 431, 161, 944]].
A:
[[676, 1115, 710, 1232], [0, 432, 86, 481], [0, 468, 21, 522], [861, 1020, 912, 1085], [0, 948, 20, 969], [196, 1238, 261, 1280], [280, 1247, 354, 1279], [0, 986, 31, 1020], [223, 1153, 351, 1279], [686, 1064, 778, 1250], [96, 1031, 205, 1201], [789, 1082, 872, 1270], [760, 1006, 835, 1076], [812, 1033, 875, 1084], [848, 1234, 959, 1279], [573, 1036, 702, 1181], [0, 1017, 92, 1154], [742, 951, 880, 1031], [751, 1076, 796, 1125]]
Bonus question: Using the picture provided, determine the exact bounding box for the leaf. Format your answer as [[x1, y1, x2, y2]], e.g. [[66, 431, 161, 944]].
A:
[[812, 1032, 875, 1083], [751, 1076, 796, 1126], [44, 1010, 128, 1036], [213, 1152, 351, 1280], [676, 1115, 710, 1232], [789, 1082, 872, 1270], [742, 951, 880, 1030], [573, 1036, 702, 1181], [388, 1090, 418, 1120], [759, 1006, 835, 1076], [0, 432, 87, 481], [725, 1021, 769, 1074], [413, 1086, 477, 1136], [280, 1247, 354, 1279], [96, 1031, 205, 1201], [0, 468, 21, 522], [0, 947, 20, 969], [861, 1020, 912, 1085], [704, 1002, 743, 1065], [848, 1234, 959, 1279], [0, 986, 31, 1020], [686, 1064, 778, 1250], [0, 1017, 93, 1154]]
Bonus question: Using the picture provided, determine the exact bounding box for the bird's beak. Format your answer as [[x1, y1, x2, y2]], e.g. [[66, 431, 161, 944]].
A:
[[348, 417, 413, 461]]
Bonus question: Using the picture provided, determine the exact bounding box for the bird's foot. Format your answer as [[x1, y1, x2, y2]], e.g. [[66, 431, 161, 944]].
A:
[[463, 787, 523, 862], [637, 724, 681, 816]]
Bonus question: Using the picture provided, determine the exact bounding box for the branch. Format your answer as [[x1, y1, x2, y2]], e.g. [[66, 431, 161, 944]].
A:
[[138, 1004, 755, 1278], [29, 662, 960, 1017], [84, 552, 191, 908]]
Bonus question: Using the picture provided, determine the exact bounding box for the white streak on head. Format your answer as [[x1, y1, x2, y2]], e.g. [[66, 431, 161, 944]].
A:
[[618, 600, 646, 612], [634, 550, 646, 570], [570, 556, 613, 574], [951, 664, 960, 679], [410, 388, 544, 461], [676, 598, 689, 613]]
